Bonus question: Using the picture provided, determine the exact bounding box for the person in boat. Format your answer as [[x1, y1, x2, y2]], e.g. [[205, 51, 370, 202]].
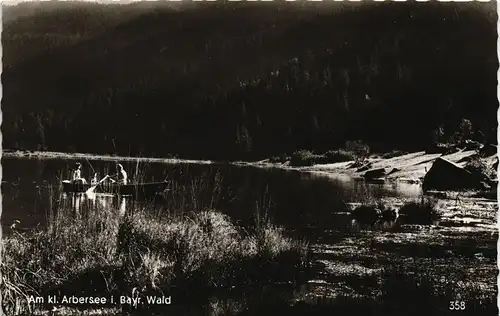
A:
[[91, 173, 99, 185], [72, 162, 87, 184], [108, 163, 128, 185]]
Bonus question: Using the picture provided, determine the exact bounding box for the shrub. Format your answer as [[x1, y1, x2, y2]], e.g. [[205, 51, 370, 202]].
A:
[[269, 154, 289, 163], [464, 157, 496, 182], [431, 126, 445, 144], [345, 141, 370, 164], [446, 118, 474, 145], [322, 149, 356, 163], [289, 149, 355, 166], [289, 150, 320, 166]]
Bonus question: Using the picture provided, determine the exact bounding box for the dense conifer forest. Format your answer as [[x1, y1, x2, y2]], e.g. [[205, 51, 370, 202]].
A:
[[2, 1, 497, 160]]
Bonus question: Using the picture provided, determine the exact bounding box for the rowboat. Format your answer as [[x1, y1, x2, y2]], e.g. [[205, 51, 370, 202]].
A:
[[61, 180, 169, 197]]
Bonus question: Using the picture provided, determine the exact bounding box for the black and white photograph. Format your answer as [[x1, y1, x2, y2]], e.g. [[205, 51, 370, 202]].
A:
[[1, 1, 498, 315]]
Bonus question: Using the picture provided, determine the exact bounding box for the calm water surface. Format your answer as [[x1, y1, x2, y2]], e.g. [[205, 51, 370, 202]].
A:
[[1, 157, 423, 237]]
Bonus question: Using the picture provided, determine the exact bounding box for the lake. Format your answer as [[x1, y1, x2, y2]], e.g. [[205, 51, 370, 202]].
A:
[[2, 156, 423, 236], [2, 156, 497, 314]]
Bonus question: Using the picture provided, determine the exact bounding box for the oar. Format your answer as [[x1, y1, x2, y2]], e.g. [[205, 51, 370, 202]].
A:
[[85, 175, 109, 194]]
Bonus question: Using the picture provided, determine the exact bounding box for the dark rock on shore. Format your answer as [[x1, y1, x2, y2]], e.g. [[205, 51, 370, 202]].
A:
[[388, 168, 401, 175], [364, 168, 387, 179], [422, 157, 484, 191]]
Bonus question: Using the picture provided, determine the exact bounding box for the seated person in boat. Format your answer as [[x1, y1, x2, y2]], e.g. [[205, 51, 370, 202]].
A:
[[109, 163, 128, 185], [72, 162, 87, 184], [91, 173, 99, 185]]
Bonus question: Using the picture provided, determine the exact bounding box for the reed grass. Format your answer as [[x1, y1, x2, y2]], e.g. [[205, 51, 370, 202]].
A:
[[398, 196, 441, 224], [351, 192, 443, 225], [1, 186, 309, 314]]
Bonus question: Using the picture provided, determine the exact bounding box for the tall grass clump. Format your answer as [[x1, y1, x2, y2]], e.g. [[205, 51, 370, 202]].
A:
[[117, 209, 309, 296], [2, 204, 309, 314], [398, 196, 441, 224], [1, 207, 122, 314], [350, 192, 442, 225]]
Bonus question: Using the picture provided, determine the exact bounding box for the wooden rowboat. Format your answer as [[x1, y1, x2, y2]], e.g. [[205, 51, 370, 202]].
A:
[[61, 180, 169, 197]]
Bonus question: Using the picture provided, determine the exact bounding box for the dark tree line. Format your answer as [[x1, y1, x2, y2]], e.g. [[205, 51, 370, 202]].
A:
[[2, 1, 497, 160]]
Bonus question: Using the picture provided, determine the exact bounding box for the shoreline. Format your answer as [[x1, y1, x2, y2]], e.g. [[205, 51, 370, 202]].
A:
[[2, 149, 215, 165], [235, 149, 496, 182], [4, 149, 497, 195]]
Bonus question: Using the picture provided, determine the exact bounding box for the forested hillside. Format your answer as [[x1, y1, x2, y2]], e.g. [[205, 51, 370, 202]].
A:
[[2, 1, 497, 160]]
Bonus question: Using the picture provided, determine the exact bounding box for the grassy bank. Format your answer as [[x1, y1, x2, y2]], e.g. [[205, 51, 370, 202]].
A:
[[4, 202, 495, 316], [1, 207, 309, 314]]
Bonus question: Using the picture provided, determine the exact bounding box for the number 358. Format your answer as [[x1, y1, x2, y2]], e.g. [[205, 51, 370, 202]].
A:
[[449, 301, 466, 310]]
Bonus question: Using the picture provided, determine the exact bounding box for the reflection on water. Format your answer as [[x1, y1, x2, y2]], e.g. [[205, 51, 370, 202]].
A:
[[46, 192, 406, 233], [300, 171, 423, 199], [1, 157, 424, 236], [350, 218, 398, 232], [59, 192, 129, 217]]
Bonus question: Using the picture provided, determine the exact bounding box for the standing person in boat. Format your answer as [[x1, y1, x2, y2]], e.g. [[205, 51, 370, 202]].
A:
[[72, 162, 87, 184], [109, 163, 128, 185]]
